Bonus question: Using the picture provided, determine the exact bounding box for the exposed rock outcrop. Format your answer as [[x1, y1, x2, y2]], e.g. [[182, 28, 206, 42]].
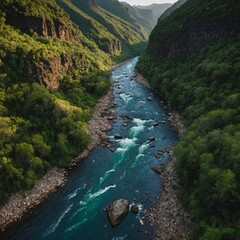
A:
[[108, 199, 129, 227], [148, 16, 240, 59], [101, 40, 122, 54], [5, 14, 76, 41], [25, 53, 85, 89]]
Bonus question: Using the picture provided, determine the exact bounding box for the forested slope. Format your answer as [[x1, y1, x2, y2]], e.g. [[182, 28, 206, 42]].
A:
[[0, 0, 150, 206], [57, 0, 148, 60], [136, 3, 172, 23], [137, 0, 240, 239]]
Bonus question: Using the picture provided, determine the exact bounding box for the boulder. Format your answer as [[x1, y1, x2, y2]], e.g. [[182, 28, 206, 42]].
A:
[[108, 199, 129, 227], [114, 134, 123, 139], [148, 136, 155, 141], [130, 204, 139, 213]]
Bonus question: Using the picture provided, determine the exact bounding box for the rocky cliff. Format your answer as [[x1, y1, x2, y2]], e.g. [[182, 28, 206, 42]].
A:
[[2, 1, 77, 42], [147, 0, 240, 59], [148, 16, 240, 59], [26, 53, 85, 89], [6, 15, 76, 41], [100, 39, 122, 54]]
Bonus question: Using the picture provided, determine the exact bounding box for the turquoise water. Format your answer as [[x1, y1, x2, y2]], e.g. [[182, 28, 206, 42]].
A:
[[1, 58, 179, 240]]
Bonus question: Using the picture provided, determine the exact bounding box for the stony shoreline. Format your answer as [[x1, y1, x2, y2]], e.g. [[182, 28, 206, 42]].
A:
[[135, 71, 192, 239], [0, 83, 114, 232], [147, 150, 193, 240]]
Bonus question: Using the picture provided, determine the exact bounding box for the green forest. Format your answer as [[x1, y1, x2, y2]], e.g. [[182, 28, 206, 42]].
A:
[[0, 15, 111, 204], [0, 0, 150, 206], [137, 0, 240, 239]]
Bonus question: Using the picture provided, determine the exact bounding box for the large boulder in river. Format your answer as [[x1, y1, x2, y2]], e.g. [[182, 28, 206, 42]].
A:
[[108, 199, 129, 227]]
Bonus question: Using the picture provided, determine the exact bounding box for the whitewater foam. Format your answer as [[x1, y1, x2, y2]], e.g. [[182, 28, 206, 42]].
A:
[[88, 185, 116, 199], [119, 138, 137, 149], [112, 235, 128, 240], [129, 126, 145, 137], [120, 93, 133, 104], [67, 184, 87, 201], [100, 169, 116, 184], [139, 143, 149, 154], [43, 204, 73, 237]]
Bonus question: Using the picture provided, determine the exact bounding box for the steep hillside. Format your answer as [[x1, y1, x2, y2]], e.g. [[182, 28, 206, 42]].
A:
[[56, 0, 122, 54], [136, 3, 172, 22], [0, 0, 112, 205], [97, 0, 156, 32], [122, 2, 156, 32], [137, 0, 240, 239], [148, 0, 240, 59], [159, 0, 186, 20], [57, 0, 148, 60]]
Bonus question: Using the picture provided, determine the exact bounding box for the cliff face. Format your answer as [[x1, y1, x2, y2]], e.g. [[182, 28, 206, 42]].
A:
[[147, 0, 240, 60], [148, 16, 240, 59], [101, 40, 122, 54], [6, 14, 76, 41], [26, 54, 85, 89]]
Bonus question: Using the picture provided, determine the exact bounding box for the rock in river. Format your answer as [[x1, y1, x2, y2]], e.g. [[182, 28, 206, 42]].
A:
[[108, 199, 129, 227], [130, 204, 139, 213], [148, 136, 155, 141], [114, 134, 123, 139]]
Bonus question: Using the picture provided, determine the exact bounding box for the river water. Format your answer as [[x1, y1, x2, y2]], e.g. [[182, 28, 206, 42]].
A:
[[1, 58, 179, 240]]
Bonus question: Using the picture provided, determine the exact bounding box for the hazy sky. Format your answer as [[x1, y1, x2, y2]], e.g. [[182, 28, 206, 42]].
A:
[[120, 0, 177, 5]]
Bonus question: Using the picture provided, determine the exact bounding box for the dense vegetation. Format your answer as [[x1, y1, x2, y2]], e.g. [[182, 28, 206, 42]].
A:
[[0, 8, 112, 204], [137, 0, 240, 239], [158, 0, 186, 21], [56, 0, 149, 60], [136, 3, 172, 23], [0, 0, 150, 206]]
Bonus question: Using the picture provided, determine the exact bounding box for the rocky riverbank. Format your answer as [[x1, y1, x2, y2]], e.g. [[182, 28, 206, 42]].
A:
[[70, 84, 114, 166], [135, 71, 192, 239], [0, 169, 67, 232], [0, 83, 114, 232], [148, 150, 193, 240]]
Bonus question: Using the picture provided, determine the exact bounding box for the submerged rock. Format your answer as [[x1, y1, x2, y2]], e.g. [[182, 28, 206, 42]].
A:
[[147, 96, 153, 101], [148, 136, 155, 141], [108, 199, 129, 227]]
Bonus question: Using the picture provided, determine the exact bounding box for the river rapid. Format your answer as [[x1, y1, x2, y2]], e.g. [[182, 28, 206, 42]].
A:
[[1, 58, 179, 240]]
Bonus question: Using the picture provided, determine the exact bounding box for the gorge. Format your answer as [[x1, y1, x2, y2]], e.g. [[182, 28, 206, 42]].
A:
[[1, 0, 240, 239], [0, 58, 181, 240]]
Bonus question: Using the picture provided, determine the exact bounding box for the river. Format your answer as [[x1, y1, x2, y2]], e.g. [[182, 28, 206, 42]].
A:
[[0, 58, 179, 240]]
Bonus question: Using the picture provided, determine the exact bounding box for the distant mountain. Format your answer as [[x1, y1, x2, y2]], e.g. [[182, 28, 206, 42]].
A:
[[136, 3, 172, 22], [159, 0, 186, 20], [57, 0, 148, 58], [118, 2, 155, 31]]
